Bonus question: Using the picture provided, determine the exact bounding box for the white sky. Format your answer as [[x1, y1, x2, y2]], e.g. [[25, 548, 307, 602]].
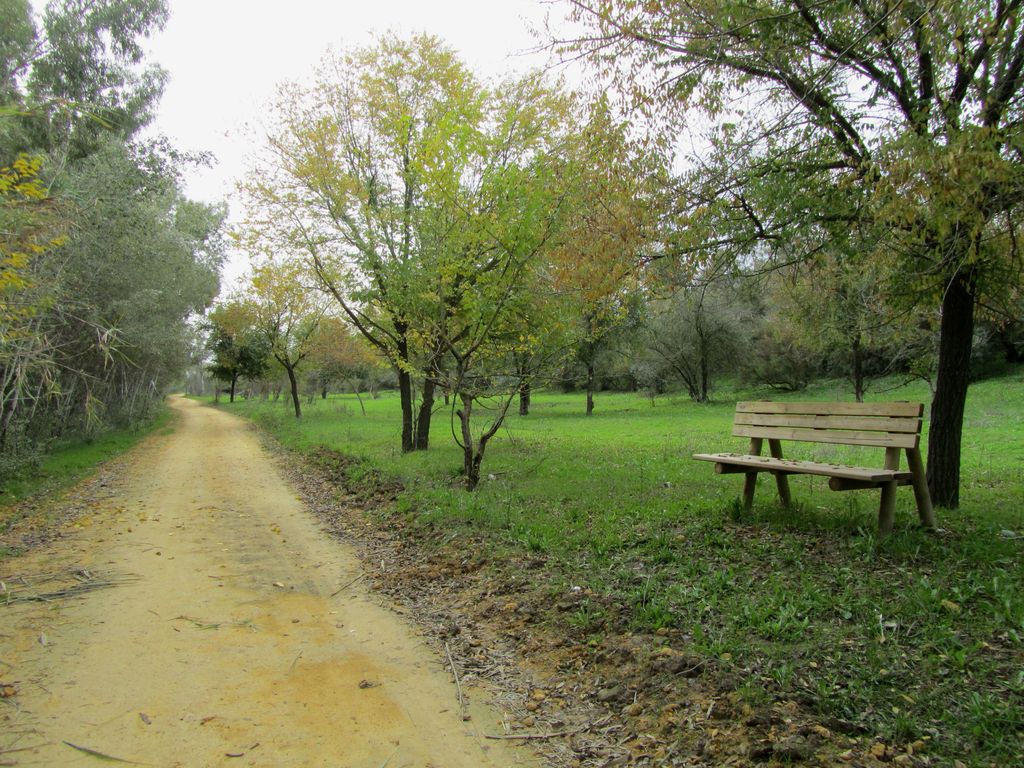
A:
[[140, 1, 564, 287]]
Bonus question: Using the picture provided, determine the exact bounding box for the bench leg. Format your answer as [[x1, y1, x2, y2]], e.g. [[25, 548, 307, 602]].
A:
[[742, 472, 757, 510], [905, 447, 937, 528], [768, 439, 792, 507], [741, 437, 763, 510], [878, 480, 897, 535]]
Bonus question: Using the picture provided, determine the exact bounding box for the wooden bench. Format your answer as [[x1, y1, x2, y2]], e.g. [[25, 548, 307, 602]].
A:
[[693, 401, 937, 534]]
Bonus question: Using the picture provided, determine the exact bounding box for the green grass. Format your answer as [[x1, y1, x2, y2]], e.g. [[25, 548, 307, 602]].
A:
[[214, 372, 1023, 765], [0, 405, 174, 509]]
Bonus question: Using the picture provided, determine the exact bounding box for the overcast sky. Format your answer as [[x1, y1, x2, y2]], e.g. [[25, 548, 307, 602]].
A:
[[134, 1, 568, 286], [144, 1, 557, 218]]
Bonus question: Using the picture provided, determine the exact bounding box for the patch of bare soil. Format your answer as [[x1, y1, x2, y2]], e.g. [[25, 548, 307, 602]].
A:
[[284, 447, 924, 768], [1, 398, 540, 767]]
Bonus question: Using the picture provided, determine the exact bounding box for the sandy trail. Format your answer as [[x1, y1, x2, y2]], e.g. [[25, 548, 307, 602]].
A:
[[1, 397, 537, 767]]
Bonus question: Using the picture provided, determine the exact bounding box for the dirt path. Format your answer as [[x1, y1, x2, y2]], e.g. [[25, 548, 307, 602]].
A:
[[1, 397, 538, 767]]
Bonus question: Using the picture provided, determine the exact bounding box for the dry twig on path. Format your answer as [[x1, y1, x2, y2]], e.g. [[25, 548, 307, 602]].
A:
[[483, 718, 606, 742], [444, 641, 467, 720], [171, 615, 256, 631], [483, 729, 576, 741], [63, 741, 149, 765], [329, 572, 365, 597]]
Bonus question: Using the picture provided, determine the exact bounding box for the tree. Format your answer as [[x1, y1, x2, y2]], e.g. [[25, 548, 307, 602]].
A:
[[0, 136, 223, 449], [571, 289, 645, 414], [414, 86, 661, 486], [0, 1, 36, 101], [241, 35, 643, 455], [244, 258, 326, 419], [644, 276, 751, 403], [306, 315, 380, 412], [764, 254, 935, 401], [426, 196, 571, 490], [240, 34, 492, 451], [0, 151, 64, 451], [1, 0, 222, 473], [206, 302, 270, 403], [544, 98, 668, 414], [26, 0, 169, 156], [508, 295, 575, 417], [49, 137, 223, 429], [241, 33, 666, 485], [559, 0, 1024, 507]]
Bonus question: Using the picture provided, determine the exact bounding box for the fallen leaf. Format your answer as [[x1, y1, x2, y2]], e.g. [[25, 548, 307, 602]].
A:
[[358, 679, 380, 689], [139, 712, 151, 725]]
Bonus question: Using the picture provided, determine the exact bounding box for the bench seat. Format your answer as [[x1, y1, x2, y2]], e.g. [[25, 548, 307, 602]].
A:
[[693, 453, 913, 484]]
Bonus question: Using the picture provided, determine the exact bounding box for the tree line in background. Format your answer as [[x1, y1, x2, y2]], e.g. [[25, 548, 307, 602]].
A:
[[210, 20, 1022, 503], [0, 0, 224, 479], [207, 235, 1017, 440]]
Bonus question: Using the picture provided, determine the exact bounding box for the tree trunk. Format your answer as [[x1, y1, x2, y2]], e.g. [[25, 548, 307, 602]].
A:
[[852, 333, 865, 403], [996, 322, 1023, 363], [398, 368, 414, 453], [1, 374, 21, 450], [414, 378, 435, 450], [695, 316, 710, 403], [698, 343, 709, 403], [348, 379, 367, 416], [285, 364, 302, 419], [456, 391, 511, 491], [321, 385, 328, 399], [519, 380, 531, 416], [927, 269, 976, 509], [0, 398, 15, 451], [458, 396, 480, 491], [585, 362, 595, 416], [229, 374, 237, 403]]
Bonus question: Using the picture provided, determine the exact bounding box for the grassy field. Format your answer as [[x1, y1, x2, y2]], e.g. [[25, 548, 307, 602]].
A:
[[214, 372, 1023, 765]]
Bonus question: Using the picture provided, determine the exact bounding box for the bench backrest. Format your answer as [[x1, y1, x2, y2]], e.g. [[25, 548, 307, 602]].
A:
[[732, 402, 924, 449]]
